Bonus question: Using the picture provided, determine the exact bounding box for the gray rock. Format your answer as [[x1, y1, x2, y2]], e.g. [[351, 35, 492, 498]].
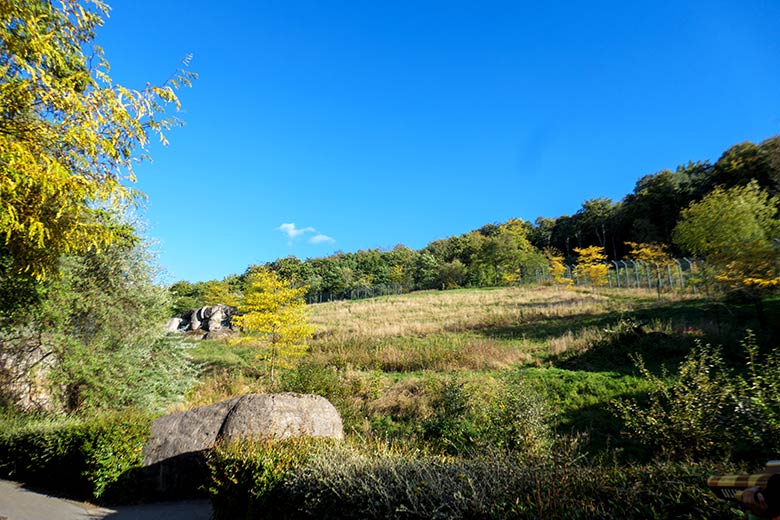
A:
[[142, 397, 241, 467], [141, 393, 343, 496], [179, 304, 237, 335], [164, 318, 183, 332], [220, 393, 344, 442]]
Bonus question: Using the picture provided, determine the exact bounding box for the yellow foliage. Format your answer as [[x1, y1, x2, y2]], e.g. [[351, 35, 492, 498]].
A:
[[626, 242, 674, 268], [544, 248, 572, 286], [232, 268, 314, 382], [573, 246, 610, 287], [389, 265, 406, 285], [0, 1, 195, 279], [714, 242, 780, 291], [202, 280, 241, 307], [502, 270, 520, 285]]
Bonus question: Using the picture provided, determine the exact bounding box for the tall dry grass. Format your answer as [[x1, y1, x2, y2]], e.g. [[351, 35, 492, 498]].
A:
[[306, 286, 656, 372], [309, 286, 638, 341]]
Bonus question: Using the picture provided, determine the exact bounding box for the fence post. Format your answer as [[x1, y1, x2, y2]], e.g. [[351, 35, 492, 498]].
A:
[[629, 260, 639, 287], [612, 261, 621, 288], [684, 258, 697, 294], [571, 264, 581, 286], [675, 259, 685, 290]]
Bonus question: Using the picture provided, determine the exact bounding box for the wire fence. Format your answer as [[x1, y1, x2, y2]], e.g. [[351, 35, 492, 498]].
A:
[[566, 258, 699, 292], [306, 284, 407, 304], [305, 258, 702, 304]]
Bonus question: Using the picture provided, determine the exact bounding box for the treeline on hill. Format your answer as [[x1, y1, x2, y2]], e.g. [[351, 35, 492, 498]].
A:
[[172, 136, 780, 311]]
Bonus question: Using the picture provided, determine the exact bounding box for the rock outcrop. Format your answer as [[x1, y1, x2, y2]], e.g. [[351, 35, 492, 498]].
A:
[[168, 304, 237, 338], [141, 393, 343, 496]]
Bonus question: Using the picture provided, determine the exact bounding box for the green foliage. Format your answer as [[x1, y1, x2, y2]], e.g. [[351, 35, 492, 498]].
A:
[[1, 224, 196, 413], [169, 280, 204, 315], [212, 442, 736, 520], [207, 437, 324, 520], [420, 379, 479, 454], [614, 331, 780, 462], [278, 361, 347, 401], [0, 409, 152, 501], [673, 181, 780, 295]]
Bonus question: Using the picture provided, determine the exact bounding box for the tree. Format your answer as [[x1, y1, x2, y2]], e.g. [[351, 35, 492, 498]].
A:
[[573, 246, 610, 287], [626, 242, 675, 298], [1, 224, 196, 413], [529, 217, 555, 250], [169, 280, 203, 315], [0, 0, 194, 281], [415, 252, 440, 290], [544, 248, 572, 286], [577, 198, 616, 250], [202, 279, 241, 307], [673, 181, 780, 303], [439, 259, 466, 289], [232, 269, 314, 383]]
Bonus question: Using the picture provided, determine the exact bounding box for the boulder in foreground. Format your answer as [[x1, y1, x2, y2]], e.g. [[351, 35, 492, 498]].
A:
[[141, 393, 343, 497]]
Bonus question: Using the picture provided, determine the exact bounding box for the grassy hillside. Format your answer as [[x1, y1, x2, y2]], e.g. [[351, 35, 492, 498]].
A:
[[190, 286, 778, 457], [194, 286, 780, 518]]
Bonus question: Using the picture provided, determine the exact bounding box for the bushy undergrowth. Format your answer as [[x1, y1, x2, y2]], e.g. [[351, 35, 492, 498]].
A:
[[0, 408, 152, 501], [208, 438, 739, 520], [615, 331, 780, 462], [207, 436, 330, 520]]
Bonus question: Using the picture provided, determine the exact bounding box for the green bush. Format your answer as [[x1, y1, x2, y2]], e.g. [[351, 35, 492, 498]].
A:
[[278, 361, 346, 400], [421, 379, 479, 454], [0, 409, 152, 501], [614, 331, 780, 462], [271, 445, 737, 519], [207, 437, 327, 520], [480, 375, 553, 456]]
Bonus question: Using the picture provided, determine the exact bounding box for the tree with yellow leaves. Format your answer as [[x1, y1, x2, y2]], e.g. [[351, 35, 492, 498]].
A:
[[202, 280, 241, 308], [544, 248, 572, 286], [573, 246, 610, 287], [232, 268, 314, 383], [626, 242, 675, 298], [0, 0, 195, 281]]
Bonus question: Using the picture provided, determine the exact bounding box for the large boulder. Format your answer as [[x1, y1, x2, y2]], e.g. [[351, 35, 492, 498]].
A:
[[172, 304, 238, 338], [141, 393, 343, 496]]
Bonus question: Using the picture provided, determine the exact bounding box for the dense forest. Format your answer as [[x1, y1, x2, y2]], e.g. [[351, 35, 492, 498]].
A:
[[172, 136, 780, 311]]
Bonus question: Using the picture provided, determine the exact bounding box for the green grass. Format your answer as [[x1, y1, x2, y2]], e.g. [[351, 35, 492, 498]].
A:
[[187, 286, 780, 458]]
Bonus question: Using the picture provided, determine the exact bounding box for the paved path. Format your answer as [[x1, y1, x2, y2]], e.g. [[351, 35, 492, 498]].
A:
[[0, 480, 212, 520]]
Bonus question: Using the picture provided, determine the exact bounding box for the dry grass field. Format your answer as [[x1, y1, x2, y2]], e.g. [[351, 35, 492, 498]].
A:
[[189, 284, 734, 447], [305, 286, 672, 372]]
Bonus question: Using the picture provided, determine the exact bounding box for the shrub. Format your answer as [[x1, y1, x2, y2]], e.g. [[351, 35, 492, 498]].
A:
[[421, 379, 479, 454], [278, 445, 736, 519], [0, 409, 152, 501], [278, 361, 346, 400], [207, 436, 327, 520], [613, 331, 780, 462], [480, 375, 554, 456]]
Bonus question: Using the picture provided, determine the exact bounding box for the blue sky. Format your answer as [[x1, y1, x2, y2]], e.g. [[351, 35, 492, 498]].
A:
[[96, 0, 780, 283]]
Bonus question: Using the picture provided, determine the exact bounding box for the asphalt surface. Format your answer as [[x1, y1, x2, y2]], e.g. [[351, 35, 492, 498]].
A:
[[0, 480, 212, 520]]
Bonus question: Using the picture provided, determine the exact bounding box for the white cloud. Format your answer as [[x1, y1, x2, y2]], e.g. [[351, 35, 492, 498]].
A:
[[310, 234, 335, 245], [277, 223, 315, 239], [277, 223, 335, 245]]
